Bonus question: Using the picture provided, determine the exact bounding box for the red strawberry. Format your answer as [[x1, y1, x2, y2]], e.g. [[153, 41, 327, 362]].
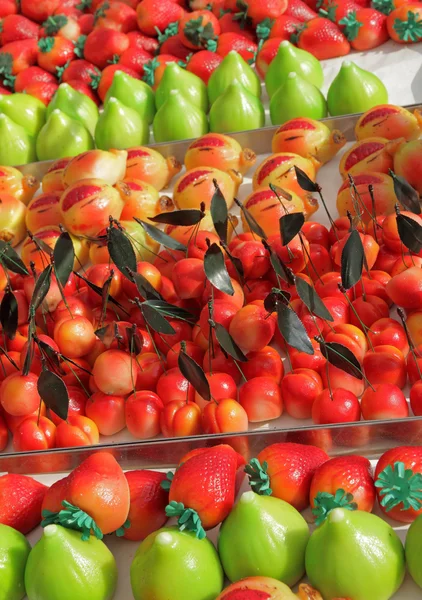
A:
[[141, 53, 179, 89], [67, 78, 101, 104], [40, 14, 81, 41], [42, 451, 130, 537], [123, 470, 169, 541], [54, 0, 84, 18], [136, 0, 185, 37], [248, 442, 329, 511], [235, 0, 289, 27], [375, 446, 422, 523], [210, 31, 257, 61], [285, 0, 318, 20], [21, 0, 61, 23], [179, 9, 221, 49], [0, 0, 18, 17], [310, 455, 376, 518], [166, 444, 246, 533], [268, 14, 302, 39], [84, 28, 129, 69], [318, 0, 361, 23], [0, 15, 40, 45], [292, 16, 351, 58], [219, 11, 257, 39], [190, 0, 225, 14], [78, 12, 95, 35], [96, 62, 139, 101], [255, 37, 284, 77], [37, 36, 75, 73], [21, 79, 59, 104], [14, 65, 57, 91], [118, 46, 153, 75], [59, 58, 100, 84], [127, 30, 160, 54], [0, 39, 38, 74], [93, 0, 138, 32], [0, 474, 48, 534], [160, 34, 193, 60], [339, 6, 388, 48], [0, 411, 8, 450], [186, 48, 223, 83]]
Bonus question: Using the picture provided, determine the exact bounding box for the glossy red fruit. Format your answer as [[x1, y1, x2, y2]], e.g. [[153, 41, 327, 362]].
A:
[[292, 16, 351, 59], [361, 383, 409, 420], [136, 0, 185, 36], [312, 388, 361, 424], [239, 375, 283, 422], [186, 49, 223, 84], [83, 28, 129, 69]]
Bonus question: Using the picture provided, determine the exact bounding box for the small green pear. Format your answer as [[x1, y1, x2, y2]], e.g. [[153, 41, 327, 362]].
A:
[[270, 72, 327, 125], [405, 513, 422, 588], [0, 113, 37, 166], [104, 70, 156, 124], [95, 96, 149, 150], [265, 40, 324, 99], [153, 91, 208, 142], [0, 523, 31, 600], [208, 50, 261, 105], [25, 525, 117, 600], [155, 62, 208, 113], [46, 83, 99, 135], [327, 60, 388, 116], [0, 93, 46, 137], [209, 81, 265, 133], [36, 109, 94, 161]]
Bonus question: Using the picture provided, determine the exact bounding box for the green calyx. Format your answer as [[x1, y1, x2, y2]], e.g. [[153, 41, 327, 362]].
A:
[[165, 501, 206, 540], [155, 21, 179, 45], [290, 23, 306, 44], [375, 461, 422, 512], [393, 10, 422, 41], [115, 519, 131, 538], [90, 71, 101, 90], [319, 6, 337, 22], [160, 471, 174, 491], [56, 59, 71, 82], [41, 501, 104, 541], [244, 458, 272, 496], [339, 11, 363, 41], [256, 17, 274, 41], [206, 38, 218, 52], [76, 0, 92, 9], [38, 36, 55, 53], [233, 0, 250, 28], [94, 0, 109, 23], [0, 52, 14, 88], [73, 35, 86, 59], [142, 57, 159, 86], [42, 14, 68, 35], [184, 16, 216, 46], [107, 53, 120, 65], [312, 489, 358, 526], [371, 0, 394, 15]]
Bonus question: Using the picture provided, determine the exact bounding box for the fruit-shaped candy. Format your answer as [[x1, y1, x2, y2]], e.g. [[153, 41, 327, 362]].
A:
[[0, 523, 31, 600], [36, 109, 94, 162], [173, 166, 241, 210], [252, 152, 318, 195], [165, 210, 237, 245], [218, 491, 309, 586], [89, 220, 160, 265], [336, 172, 398, 223], [123, 470, 169, 542], [305, 507, 405, 599], [0, 166, 38, 205], [104, 70, 155, 124], [46, 83, 99, 136], [241, 187, 307, 237], [115, 178, 174, 222], [394, 139, 422, 194], [265, 40, 324, 99], [62, 149, 127, 187], [0, 92, 46, 137], [130, 527, 224, 600], [59, 179, 124, 237], [95, 97, 149, 150], [209, 81, 265, 133], [272, 117, 346, 164], [0, 474, 47, 534], [0, 193, 26, 246], [153, 91, 208, 143], [26, 192, 62, 231], [185, 133, 256, 174], [156, 62, 208, 113], [208, 50, 261, 105], [42, 158, 71, 193], [406, 513, 422, 588], [355, 104, 422, 141], [125, 146, 182, 190], [0, 113, 36, 166], [270, 72, 327, 125], [216, 577, 301, 599], [327, 61, 388, 116], [339, 137, 401, 179], [25, 525, 117, 600]]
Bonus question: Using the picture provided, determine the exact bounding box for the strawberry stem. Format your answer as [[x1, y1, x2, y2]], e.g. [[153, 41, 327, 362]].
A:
[[312, 488, 357, 526], [339, 10, 363, 41], [375, 461, 422, 512], [165, 501, 206, 539], [41, 500, 103, 541], [244, 458, 272, 496], [393, 10, 422, 42]]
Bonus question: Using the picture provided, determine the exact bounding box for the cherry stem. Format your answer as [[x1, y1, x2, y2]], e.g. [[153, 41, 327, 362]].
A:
[[397, 307, 422, 380]]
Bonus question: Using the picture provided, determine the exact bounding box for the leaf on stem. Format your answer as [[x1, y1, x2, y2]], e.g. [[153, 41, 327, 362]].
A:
[[30, 264, 53, 313], [234, 197, 267, 239], [108, 226, 137, 277], [37, 369, 69, 421], [279, 212, 305, 246], [276, 302, 314, 354], [53, 231, 74, 288], [318, 339, 363, 379], [340, 229, 364, 290], [390, 170, 421, 215], [149, 209, 204, 226], [214, 322, 247, 362], [210, 182, 228, 243], [134, 218, 187, 252], [296, 277, 333, 321], [0, 241, 29, 275], [0, 290, 18, 340], [294, 165, 319, 193], [178, 349, 211, 400], [396, 213, 422, 254], [204, 243, 234, 296], [141, 303, 176, 334]]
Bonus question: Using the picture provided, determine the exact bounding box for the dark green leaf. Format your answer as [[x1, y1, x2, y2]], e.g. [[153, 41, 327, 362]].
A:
[[296, 277, 333, 321], [210, 183, 228, 243], [294, 165, 319, 192], [276, 302, 313, 354], [108, 226, 137, 277], [264, 289, 290, 313], [128, 269, 163, 301], [396, 213, 422, 254], [38, 339, 61, 371], [0, 290, 17, 339], [214, 322, 247, 362], [234, 197, 267, 239], [74, 272, 129, 314], [178, 350, 211, 400], [390, 170, 421, 215], [95, 324, 112, 344], [149, 209, 204, 226], [22, 320, 36, 376], [134, 218, 187, 251], [269, 183, 293, 202], [319, 339, 363, 379], [37, 370, 69, 420], [0, 241, 29, 275], [262, 239, 294, 284], [341, 230, 364, 290], [279, 212, 305, 245], [53, 231, 74, 287], [141, 303, 176, 334], [204, 243, 234, 296], [223, 244, 245, 282], [144, 299, 195, 322], [30, 265, 53, 312], [32, 235, 54, 256]]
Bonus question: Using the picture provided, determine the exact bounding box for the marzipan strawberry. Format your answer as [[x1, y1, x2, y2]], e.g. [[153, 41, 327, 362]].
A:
[[0, 473, 48, 534]]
